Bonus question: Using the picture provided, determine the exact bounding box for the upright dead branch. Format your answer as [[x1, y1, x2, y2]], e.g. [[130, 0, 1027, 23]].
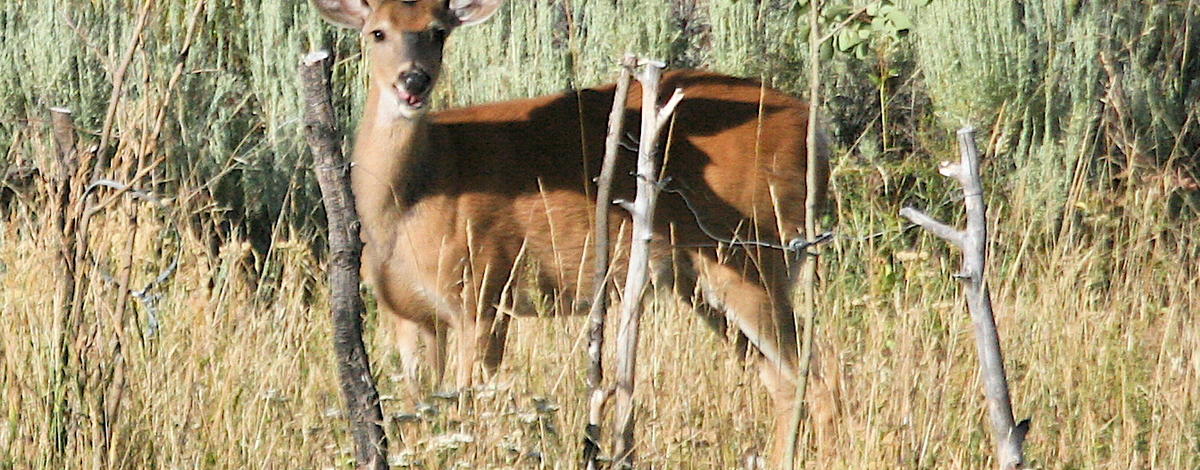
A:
[[583, 53, 636, 470], [48, 106, 78, 463], [611, 59, 684, 468], [299, 50, 390, 470], [899, 127, 1030, 470], [785, 1, 826, 467]]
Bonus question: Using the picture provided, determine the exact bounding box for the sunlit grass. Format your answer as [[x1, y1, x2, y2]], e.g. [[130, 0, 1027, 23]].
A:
[[3, 173, 1197, 468]]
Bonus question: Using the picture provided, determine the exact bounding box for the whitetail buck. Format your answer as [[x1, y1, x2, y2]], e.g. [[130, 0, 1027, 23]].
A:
[[313, 0, 836, 464]]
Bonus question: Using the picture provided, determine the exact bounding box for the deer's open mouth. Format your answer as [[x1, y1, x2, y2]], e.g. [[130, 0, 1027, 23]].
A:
[[395, 84, 427, 109]]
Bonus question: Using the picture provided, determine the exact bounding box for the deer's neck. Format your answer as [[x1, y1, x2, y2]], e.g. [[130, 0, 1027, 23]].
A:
[[351, 86, 434, 255]]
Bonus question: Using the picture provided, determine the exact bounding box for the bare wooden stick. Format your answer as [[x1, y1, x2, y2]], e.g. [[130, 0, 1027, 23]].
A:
[[583, 53, 636, 470], [93, 0, 155, 177], [611, 59, 684, 468], [899, 127, 1029, 470], [50, 108, 78, 236], [48, 106, 78, 464], [300, 50, 390, 470], [50, 108, 78, 173], [900, 205, 962, 248], [784, 1, 825, 467]]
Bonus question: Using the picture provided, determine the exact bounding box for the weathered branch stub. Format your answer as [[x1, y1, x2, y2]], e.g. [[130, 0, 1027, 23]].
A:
[[900, 127, 1030, 470]]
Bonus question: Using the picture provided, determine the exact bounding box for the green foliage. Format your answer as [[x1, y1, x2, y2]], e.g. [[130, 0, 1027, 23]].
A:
[[830, 2, 912, 59], [788, 1, 914, 60], [0, 0, 371, 249], [911, 0, 1030, 129], [0, 0, 1194, 245], [913, 0, 1199, 230]]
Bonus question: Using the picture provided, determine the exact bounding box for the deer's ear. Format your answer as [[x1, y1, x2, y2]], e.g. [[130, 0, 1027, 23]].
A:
[[449, 0, 504, 27], [312, 0, 373, 29]]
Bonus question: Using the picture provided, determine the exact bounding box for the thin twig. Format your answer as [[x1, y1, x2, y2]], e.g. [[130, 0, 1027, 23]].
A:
[[145, 0, 208, 159], [64, 0, 157, 397], [786, 1, 828, 466], [93, 0, 156, 175]]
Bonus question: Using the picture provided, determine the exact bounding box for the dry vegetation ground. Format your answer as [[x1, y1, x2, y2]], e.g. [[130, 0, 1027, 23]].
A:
[[2, 169, 1197, 469]]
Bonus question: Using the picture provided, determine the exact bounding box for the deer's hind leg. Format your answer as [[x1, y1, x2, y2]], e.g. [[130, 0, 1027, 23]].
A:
[[692, 250, 799, 376], [689, 250, 839, 466]]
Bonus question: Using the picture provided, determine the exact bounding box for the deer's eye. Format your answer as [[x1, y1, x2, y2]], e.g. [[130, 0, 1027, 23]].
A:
[[370, 30, 386, 42]]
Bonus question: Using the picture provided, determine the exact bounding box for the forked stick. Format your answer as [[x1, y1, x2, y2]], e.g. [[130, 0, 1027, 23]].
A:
[[300, 50, 390, 470], [611, 59, 684, 468], [899, 127, 1030, 470], [583, 53, 636, 470]]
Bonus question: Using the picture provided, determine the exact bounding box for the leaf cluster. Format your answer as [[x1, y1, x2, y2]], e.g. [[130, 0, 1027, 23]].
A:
[[791, 0, 914, 59]]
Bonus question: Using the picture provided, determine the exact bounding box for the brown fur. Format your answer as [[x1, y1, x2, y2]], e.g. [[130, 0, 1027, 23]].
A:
[[313, 0, 837, 465]]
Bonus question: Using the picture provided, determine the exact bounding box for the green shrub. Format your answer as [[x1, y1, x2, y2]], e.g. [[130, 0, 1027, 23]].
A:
[[1, 0, 1194, 245]]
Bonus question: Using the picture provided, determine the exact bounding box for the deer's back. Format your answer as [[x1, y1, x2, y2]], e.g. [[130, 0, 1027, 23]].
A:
[[404, 71, 823, 309]]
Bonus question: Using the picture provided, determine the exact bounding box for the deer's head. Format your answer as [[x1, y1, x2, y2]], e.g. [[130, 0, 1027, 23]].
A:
[[313, 0, 504, 119]]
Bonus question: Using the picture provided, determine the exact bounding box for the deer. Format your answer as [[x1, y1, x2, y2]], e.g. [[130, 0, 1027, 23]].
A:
[[312, 0, 837, 465]]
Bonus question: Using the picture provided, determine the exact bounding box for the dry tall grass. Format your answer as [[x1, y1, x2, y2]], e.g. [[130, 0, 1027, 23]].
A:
[[3, 164, 1197, 468]]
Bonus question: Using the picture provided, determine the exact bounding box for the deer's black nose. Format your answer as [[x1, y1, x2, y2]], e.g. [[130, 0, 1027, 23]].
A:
[[401, 69, 431, 96]]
